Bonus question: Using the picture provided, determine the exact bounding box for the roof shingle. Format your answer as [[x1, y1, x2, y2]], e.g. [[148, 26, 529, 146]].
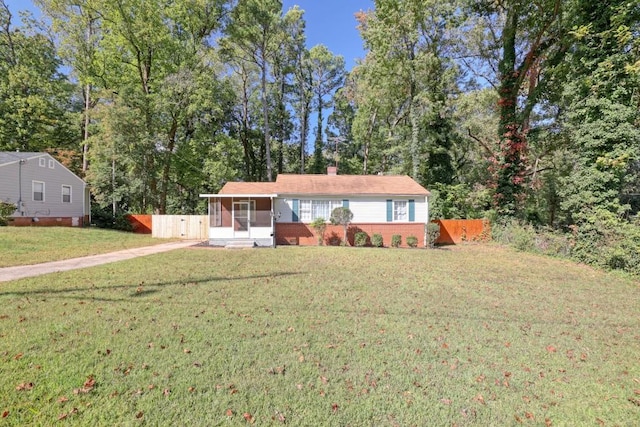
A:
[[218, 174, 429, 196]]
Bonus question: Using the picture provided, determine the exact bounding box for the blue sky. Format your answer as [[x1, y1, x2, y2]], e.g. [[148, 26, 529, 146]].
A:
[[282, 0, 373, 70], [6, 0, 373, 72]]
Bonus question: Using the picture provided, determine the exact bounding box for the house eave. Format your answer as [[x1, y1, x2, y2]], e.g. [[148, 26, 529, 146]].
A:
[[199, 193, 278, 198]]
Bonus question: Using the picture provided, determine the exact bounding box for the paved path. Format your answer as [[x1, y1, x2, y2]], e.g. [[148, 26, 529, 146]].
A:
[[0, 240, 200, 283]]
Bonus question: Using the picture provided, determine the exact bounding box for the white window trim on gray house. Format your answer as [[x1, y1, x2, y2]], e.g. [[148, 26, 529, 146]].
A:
[[33, 180, 45, 202], [62, 185, 72, 203]]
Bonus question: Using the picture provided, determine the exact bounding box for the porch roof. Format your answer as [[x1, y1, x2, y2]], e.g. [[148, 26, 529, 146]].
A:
[[199, 193, 277, 198]]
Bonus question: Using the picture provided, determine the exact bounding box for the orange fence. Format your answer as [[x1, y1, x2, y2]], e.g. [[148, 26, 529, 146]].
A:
[[434, 219, 490, 244], [126, 214, 152, 234]]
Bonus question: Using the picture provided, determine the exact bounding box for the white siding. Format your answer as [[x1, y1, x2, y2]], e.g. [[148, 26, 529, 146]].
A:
[[0, 153, 86, 219], [276, 195, 428, 224]]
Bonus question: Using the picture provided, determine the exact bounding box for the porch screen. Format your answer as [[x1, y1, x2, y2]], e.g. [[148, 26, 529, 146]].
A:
[[210, 198, 221, 227]]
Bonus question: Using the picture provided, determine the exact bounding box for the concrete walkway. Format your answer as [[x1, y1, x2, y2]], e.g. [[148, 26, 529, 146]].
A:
[[0, 240, 200, 283]]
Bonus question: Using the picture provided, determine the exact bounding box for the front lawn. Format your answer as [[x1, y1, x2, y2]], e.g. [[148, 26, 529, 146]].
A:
[[0, 227, 162, 267], [0, 245, 638, 425]]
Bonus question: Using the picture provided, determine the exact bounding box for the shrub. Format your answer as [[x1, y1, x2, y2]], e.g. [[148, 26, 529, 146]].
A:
[[492, 219, 535, 252], [330, 207, 353, 246], [391, 234, 402, 248], [406, 235, 418, 248], [427, 222, 440, 248], [371, 233, 384, 248], [310, 217, 327, 246], [354, 231, 369, 247], [91, 205, 133, 231], [0, 201, 17, 226]]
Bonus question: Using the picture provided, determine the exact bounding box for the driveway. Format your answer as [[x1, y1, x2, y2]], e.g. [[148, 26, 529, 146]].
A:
[[0, 240, 200, 283]]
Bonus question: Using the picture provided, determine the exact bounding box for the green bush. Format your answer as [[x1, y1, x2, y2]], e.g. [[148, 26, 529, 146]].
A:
[[354, 231, 369, 247], [406, 235, 418, 248], [91, 205, 133, 231], [0, 201, 17, 226], [371, 233, 384, 248], [492, 219, 536, 252], [310, 217, 327, 246], [391, 234, 402, 248], [427, 222, 440, 248]]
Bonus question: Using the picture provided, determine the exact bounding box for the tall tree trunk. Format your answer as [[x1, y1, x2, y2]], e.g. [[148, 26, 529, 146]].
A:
[[261, 54, 273, 181], [494, 7, 527, 216], [82, 82, 91, 173]]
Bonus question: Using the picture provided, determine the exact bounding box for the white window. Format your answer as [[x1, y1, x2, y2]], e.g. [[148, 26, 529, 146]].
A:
[[39, 158, 46, 167], [48, 159, 55, 169], [62, 185, 71, 203], [300, 200, 342, 222], [393, 200, 407, 221], [33, 181, 45, 202]]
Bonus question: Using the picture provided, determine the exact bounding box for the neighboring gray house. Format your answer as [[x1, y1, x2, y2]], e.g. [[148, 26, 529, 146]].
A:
[[0, 152, 90, 226]]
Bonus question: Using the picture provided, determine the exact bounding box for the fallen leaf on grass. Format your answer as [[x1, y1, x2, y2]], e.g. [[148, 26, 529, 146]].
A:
[[331, 403, 339, 413], [273, 411, 286, 423], [163, 388, 170, 396], [14, 353, 23, 360], [473, 394, 485, 405], [525, 412, 535, 420], [58, 407, 78, 420], [546, 345, 557, 353], [57, 396, 68, 403], [74, 376, 95, 394], [226, 409, 233, 417], [16, 382, 33, 391], [628, 397, 640, 406], [545, 418, 552, 426], [440, 398, 452, 405], [136, 411, 144, 419], [243, 412, 255, 423], [2, 410, 8, 418]]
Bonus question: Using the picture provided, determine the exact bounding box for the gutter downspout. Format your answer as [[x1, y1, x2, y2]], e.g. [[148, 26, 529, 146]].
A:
[[17, 159, 25, 216]]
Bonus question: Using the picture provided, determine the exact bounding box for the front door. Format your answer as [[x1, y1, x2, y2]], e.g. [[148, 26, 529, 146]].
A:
[[233, 201, 250, 238]]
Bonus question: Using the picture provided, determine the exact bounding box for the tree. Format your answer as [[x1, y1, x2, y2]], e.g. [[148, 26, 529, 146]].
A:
[[0, 1, 78, 152], [463, 0, 568, 216], [224, 0, 283, 181], [307, 44, 345, 174], [353, 0, 460, 181], [556, 0, 640, 224], [35, 0, 102, 172], [285, 6, 312, 173], [330, 206, 353, 246]]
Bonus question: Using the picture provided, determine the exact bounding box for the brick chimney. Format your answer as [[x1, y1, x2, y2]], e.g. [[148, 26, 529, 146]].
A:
[[327, 166, 337, 176]]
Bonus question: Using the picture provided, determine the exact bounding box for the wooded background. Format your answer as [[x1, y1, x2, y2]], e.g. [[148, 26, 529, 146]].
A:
[[1, 0, 638, 255]]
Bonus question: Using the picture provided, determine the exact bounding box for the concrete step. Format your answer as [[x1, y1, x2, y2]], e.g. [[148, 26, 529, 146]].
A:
[[224, 240, 257, 249]]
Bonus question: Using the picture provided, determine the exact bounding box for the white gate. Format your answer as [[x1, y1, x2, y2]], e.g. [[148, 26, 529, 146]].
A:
[[152, 215, 208, 239]]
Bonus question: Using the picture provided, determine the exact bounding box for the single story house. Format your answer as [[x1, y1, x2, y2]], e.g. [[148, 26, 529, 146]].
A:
[[0, 152, 90, 226], [200, 167, 430, 247]]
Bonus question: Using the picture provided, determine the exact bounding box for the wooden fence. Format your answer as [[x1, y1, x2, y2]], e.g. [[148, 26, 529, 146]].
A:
[[126, 214, 207, 239], [152, 215, 208, 239], [434, 219, 490, 244]]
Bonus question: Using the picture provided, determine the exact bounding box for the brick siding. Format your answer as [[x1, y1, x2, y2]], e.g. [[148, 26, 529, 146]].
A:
[[9, 216, 87, 227], [276, 222, 425, 247]]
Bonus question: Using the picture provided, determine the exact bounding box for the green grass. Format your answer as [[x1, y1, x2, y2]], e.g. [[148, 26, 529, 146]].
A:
[[0, 245, 638, 425], [0, 228, 163, 267]]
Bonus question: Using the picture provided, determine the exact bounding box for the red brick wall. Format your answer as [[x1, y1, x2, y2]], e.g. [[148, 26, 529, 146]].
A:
[[276, 222, 425, 247], [9, 216, 87, 227]]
